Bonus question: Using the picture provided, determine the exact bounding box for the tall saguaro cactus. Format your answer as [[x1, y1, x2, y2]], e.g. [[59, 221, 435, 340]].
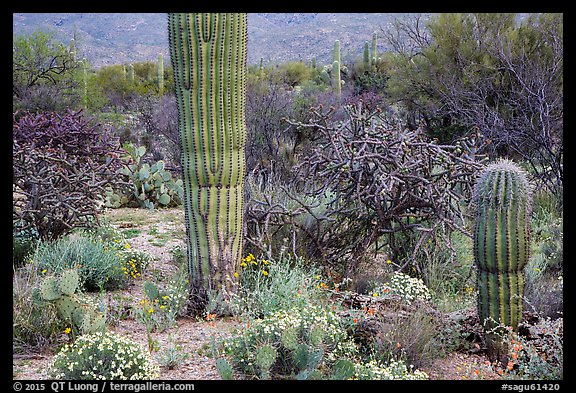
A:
[[168, 13, 247, 314], [473, 159, 532, 361]]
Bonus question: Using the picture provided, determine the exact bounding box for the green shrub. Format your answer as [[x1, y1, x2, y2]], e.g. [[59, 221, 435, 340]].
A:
[[50, 331, 159, 380], [229, 254, 327, 319], [133, 270, 189, 332], [32, 233, 130, 291], [13, 230, 39, 269], [525, 189, 563, 318]]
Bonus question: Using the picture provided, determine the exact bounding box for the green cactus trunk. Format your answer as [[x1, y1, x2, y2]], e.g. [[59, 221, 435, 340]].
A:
[[371, 31, 378, 66], [127, 63, 135, 85], [157, 53, 164, 94], [81, 58, 88, 109], [168, 13, 247, 315], [332, 40, 341, 98], [473, 159, 531, 361], [363, 41, 370, 69]]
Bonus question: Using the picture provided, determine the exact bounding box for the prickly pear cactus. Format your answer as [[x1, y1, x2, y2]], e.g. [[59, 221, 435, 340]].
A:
[[215, 358, 234, 380], [168, 13, 247, 314], [331, 359, 356, 380], [473, 159, 532, 361], [255, 344, 277, 378], [38, 269, 105, 335]]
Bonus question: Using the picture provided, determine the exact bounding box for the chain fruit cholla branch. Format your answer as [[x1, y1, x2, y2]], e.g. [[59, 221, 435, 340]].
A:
[[168, 13, 247, 314]]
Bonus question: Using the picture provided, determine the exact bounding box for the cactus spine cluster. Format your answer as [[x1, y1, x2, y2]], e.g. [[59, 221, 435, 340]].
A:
[[168, 13, 247, 314], [473, 159, 532, 361]]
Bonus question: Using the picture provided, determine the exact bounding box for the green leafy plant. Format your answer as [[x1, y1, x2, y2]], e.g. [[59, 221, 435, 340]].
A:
[[50, 331, 160, 380], [228, 254, 327, 319], [154, 333, 190, 370], [32, 233, 127, 291]]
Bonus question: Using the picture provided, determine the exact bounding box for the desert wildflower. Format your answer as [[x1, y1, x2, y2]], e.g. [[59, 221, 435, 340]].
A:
[[234, 272, 239, 278], [262, 270, 269, 276], [64, 327, 72, 334]]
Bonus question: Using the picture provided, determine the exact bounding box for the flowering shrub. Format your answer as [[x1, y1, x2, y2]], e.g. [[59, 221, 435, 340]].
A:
[[353, 359, 428, 380], [134, 274, 189, 333], [50, 331, 159, 380], [217, 304, 428, 380], [229, 254, 327, 319], [371, 272, 431, 305]]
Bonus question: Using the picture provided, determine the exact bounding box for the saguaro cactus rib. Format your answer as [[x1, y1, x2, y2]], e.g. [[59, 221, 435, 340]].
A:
[[473, 159, 531, 361], [168, 13, 247, 314]]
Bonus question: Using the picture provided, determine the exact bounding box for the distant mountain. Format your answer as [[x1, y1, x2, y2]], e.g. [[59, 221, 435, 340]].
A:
[[12, 13, 431, 68]]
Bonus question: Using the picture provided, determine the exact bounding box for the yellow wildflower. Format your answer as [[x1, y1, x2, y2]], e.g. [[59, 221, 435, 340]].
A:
[[64, 327, 72, 334]]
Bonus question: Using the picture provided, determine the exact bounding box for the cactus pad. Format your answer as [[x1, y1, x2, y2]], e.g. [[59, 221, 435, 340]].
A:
[[40, 276, 61, 301], [58, 269, 80, 296], [215, 358, 234, 380], [255, 344, 277, 371]]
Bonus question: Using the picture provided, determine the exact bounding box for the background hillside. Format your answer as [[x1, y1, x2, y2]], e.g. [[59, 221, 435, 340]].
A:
[[12, 13, 431, 67]]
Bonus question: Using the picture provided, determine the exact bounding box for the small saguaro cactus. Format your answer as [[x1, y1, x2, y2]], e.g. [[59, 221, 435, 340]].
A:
[[371, 31, 378, 66], [363, 41, 370, 69], [168, 13, 247, 315], [127, 63, 135, 85], [69, 38, 76, 63], [473, 159, 532, 361], [332, 40, 341, 98], [157, 53, 164, 94], [81, 58, 88, 108]]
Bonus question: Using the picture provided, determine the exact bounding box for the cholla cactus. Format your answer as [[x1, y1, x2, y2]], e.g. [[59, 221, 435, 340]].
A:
[[473, 159, 532, 361], [168, 13, 247, 314]]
